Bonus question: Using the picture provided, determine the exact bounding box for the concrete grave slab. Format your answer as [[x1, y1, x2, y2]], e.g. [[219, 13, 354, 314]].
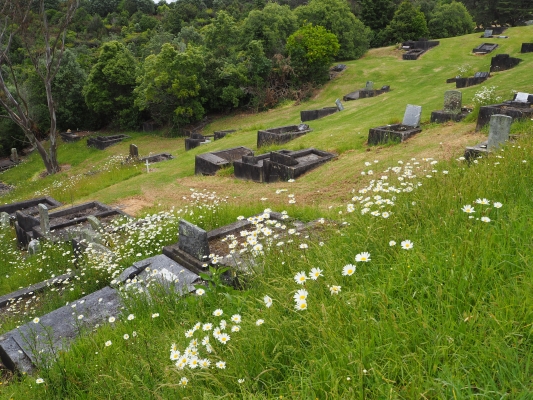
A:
[[473, 43, 498, 54], [343, 85, 390, 102], [195, 147, 253, 175], [257, 124, 311, 148], [0, 196, 62, 218], [300, 107, 338, 122], [490, 54, 521, 72], [521, 43, 533, 53], [476, 102, 533, 131]]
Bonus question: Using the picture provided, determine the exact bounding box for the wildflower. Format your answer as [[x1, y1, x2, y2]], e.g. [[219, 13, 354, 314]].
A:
[[481, 216, 491, 223], [231, 314, 242, 324], [170, 351, 180, 361], [123, 334, 130, 340], [263, 295, 273, 308], [342, 264, 356, 276], [475, 198, 490, 205], [132, 331, 137, 337], [185, 329, 194, 338], [295, 301, 307, 311], [202, 323, 213, 331], [105, 340, 112, 347], [256, 319, 264, 326], [355, 252, 371, 262], [213, 327, 222, 337], [201, 336, 210, 346], [401, 240, 413, 250], [213, 309, 223, 317], [382, 212, 390, 218], [200, 359, 211, 368], [309, 267, 323, 280], [238, 378, 245, 383], [461, 205, 475, 213], [196, 288, 205, 296], [179, 377, 188, 387], [294, 271, 307, 285], [218, 333, 231, 344], [299, 243, 308, 249], [219, 319, 227, 329], [231, 325, 240, 332], [216, 361, 226, 369], [293, 289, 308, 301], [152, 313, 159, 318], [188, 357, 199, 368], [127, 314, 135, 321], [77, 315, 84, 320], [329, 285, 341, 295], [33, 317, 40, 324], [389, 240, 396, 246], [493, 202, 502, 208], [36, 378, 44, 384]]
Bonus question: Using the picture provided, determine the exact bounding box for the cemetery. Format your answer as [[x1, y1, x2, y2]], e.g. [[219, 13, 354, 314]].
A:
[[195, 146, 253, 175], [343, 81, 390, 101], [465, 114, 512, 160], [401, 39, 439, 59], [87, 135, 130, 150], [430, 91, 471, 123], [367, 104, 422, 145], [476, 95, 533, 131], [489, 54, 521, 72], [233, 148, 336, 183], [256, 124, 311, 148], [472, 43, 499, 54], [185, 132, 214, 151]]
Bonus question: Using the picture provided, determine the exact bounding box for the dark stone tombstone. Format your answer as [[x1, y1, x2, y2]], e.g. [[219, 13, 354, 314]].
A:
[[490, 54, 521, 72], [476, 103, 533, 131], [431, 91, 471, 123], [139, 153, 174, 163], [514, 92, 532, 103], [178, 220, 210, 261], [455, 72, 490, 88], [129, 144, 139, 159], [521, 43, 533, 53]]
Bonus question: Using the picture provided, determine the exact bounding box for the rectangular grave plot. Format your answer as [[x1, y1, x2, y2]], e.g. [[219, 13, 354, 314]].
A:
[[214, 130, 236, 140], [257, 125, 311, 148], [368, 125, 422, 146], [0, 158, 17, 172], [59, 132, 82, 143], [403, 49, 426, 60], [300, 107, 338, 122], [195, 147, 253, 176], [455, 76, 489, 88], [476, 103, 533, 131], [0, 286, 121, 373], [48, 201, 114, 223], [268, 149, 336, 181], [402, 40, 439, 50], [521, 43, 533, 53], [234, 154, 270, 183], [87, 135, 130, 150], [0, 197, 62, 218], [140, 153, 174, 163], [472, 43, 498, 54], [430, 108, 471, 124], [490, 54, 521, 72]]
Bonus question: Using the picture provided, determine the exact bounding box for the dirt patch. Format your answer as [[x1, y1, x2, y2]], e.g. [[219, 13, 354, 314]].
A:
[[115, 197, 154, 216]]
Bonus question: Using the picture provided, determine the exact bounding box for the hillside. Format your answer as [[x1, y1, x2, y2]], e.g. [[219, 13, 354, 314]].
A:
[[0, 27, 532, 398]]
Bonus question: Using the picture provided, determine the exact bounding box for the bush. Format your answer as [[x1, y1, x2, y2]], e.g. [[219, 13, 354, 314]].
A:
[[428, 1, 475, 39]]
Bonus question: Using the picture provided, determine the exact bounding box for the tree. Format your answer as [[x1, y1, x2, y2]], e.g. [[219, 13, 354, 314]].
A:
[[286, 24, 339, 84], [294, 0, 370, 60], [382, 0, 429, 44], [83, 41, 138, 129], [0, 0, 78, 175], [428, 1, 475, 39], [497, 0, 533, 26], [241, 3, 298, 58]]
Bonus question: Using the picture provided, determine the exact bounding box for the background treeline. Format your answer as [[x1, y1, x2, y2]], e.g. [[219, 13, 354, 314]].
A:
[[1, 0, 531, 155]]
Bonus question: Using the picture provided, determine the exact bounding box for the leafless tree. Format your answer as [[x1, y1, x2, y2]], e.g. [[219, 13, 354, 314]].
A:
[[0, 0, 78, 175]]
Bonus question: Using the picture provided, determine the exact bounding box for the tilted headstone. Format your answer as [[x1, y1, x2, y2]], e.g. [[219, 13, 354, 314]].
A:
[[515, 92, 530, 103], [178, 220, 210, 261], [129, 144, 139, 158], [10, 148, 18, 163], [86, 215, 103, 231], [28, 239, 41, 256], [38, 204, 50, 237], [484, 29, 493, 38], [487, 114, 511, 150], [0, 212, 10, 228], [443, 90, 462, 112], [402, 105, 422, 127], [365, 81, 374, 90], [335, 99, 344, 111]]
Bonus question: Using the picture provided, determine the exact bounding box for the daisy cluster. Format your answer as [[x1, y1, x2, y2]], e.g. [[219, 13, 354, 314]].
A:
[[348, 158, 443, 218], [461, 198, 503, 223]]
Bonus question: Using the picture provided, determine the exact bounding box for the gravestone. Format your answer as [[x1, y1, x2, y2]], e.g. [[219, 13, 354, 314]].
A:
[[521, 43, 533, 53], [10, 148, 18, 163], [38, 204, 50, 237], [27, 239, 41, 256], [402, 105, 422, 127], [178, 220, 210, 261], [483, 29, 493, 38], [490, 54, 521, 72], [514, 92, 531, 103], [487, 114, 511, 150], [86, 215, 103, 231], [365, 81, 374, 90], [335, 99, 344, 111], [443, 90, 462, 112], [0, 212, 10, 228], [129, 144, 138, 159]]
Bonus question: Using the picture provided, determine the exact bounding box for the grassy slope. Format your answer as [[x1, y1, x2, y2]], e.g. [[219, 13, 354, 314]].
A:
[[0, 27, 533, 399]]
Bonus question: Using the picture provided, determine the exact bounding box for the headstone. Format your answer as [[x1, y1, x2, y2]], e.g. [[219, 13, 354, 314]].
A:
[[297, 123, 310, 131], [335, 99, 344, 111], [402, 104, 422, 127], [10, 148, 18, 163], [28, 239, 41, 255], [443, 90, 462, 112], [178, 220, 210, 261], [86, 215, 102, 231], [38, 204, 50, 237], [487, 114, 511, 150], [514, 92, 530, 103], [365, 81, 374, 90], [145, 159, 150, 173], [0, 212, 10, 228], [484, 29, 493, 38], [129, 144, 138, 159]]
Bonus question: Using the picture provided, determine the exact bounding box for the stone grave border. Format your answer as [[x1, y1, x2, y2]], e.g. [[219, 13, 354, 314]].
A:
[[195, 147, 253, 176], [368, 105, 422, 145], [87, 135, 130, 150], [490, 54, 521, 72], [214, 130, 236, 140], [473, 43, 498, 54], [521, 43, 533, 53], [476, 102, 533, 131], [0, 196, 62, 218], [257, 124, 312, 148]]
